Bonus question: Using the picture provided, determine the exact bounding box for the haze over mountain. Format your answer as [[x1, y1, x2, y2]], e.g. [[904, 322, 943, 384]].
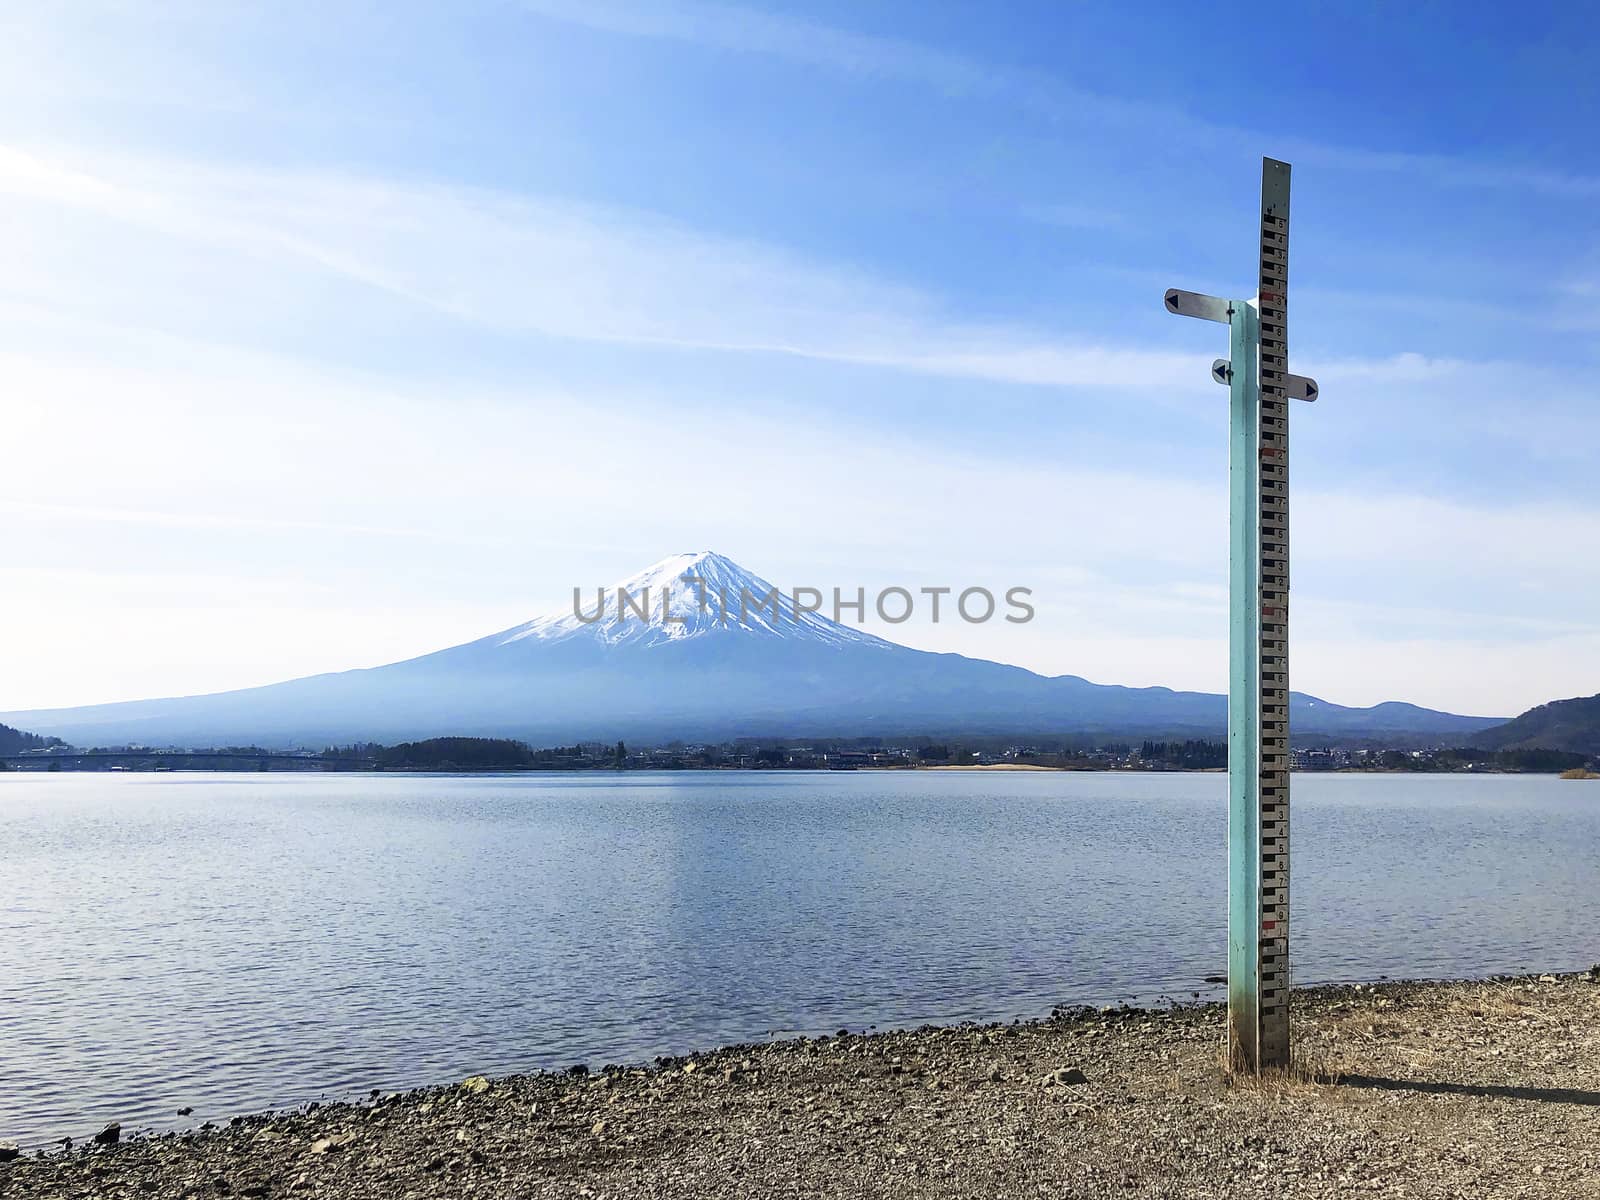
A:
[[0, 722, 64, 756], [1, 552, 1503, 749], [1471, 694, 1600, 757]]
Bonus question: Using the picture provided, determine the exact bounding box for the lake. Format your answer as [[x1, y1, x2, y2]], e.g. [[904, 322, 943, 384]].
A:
[[1, 769, 1595, 1147]]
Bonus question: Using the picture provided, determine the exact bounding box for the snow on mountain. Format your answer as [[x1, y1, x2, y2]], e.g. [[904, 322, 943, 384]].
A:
[[495, 551, 891, 649], [0, 549, 1503, 748]]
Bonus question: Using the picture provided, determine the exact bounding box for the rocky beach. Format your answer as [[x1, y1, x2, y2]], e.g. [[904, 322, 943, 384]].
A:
[[4, 971, 1596, 1199]]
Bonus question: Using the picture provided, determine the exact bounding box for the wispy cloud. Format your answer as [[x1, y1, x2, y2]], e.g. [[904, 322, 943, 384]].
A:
[[1314, 351, 1464, 383], [6, 315, 1598, 716], [0, 499, 495, 544], [0, 144, 1210, 391], [3, 4, 1595, 722], [0, 144, 1505, 400], [523, 0, 1600, 201], [1022, 203, 1132, 233], [520, 0, 1003, 92]]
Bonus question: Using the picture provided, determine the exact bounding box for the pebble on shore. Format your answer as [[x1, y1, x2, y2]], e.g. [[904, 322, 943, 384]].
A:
[[4, 971, 1597, 1199]]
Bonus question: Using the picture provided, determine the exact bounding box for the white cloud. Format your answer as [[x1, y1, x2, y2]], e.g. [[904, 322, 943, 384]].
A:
[[2, 138, 1597, 720], [1315, 351, 1464, 383], [1, 143, 1528, 406], [0, 144, 1211, 393], [4, 329, 1597, 717]]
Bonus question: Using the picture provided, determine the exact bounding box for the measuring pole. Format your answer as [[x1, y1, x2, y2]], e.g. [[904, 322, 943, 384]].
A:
[[1226, 295, 1262, 1068], [1164, 157, 1317, 1073], [1255, 160, 1292, 1069]]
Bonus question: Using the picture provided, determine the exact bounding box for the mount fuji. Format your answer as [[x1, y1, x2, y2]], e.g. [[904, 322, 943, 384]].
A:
[[2, 551, 1499, 748]]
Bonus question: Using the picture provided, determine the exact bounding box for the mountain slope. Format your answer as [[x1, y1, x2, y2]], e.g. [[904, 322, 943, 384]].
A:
[[1471, 694, 1600, 755], [0, 551, 1501, 748], [0, 722, 64, 755]]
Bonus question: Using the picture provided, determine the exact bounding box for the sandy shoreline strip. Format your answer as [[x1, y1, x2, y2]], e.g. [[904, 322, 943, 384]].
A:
[[921, 762, 1061, 770], [5, 972, 1597, 1199]]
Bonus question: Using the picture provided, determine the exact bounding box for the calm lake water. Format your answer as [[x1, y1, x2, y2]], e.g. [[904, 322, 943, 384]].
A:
[[2, 770, 1596, 1146]]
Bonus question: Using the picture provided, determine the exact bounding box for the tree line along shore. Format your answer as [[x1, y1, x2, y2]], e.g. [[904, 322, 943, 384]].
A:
[[6, 734, 1598, 775]]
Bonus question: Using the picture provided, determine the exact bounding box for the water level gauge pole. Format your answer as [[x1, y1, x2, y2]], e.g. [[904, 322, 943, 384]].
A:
[[1163, 157, 1318, 1073]]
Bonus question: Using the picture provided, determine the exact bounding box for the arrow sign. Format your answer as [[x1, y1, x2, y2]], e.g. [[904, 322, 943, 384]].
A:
[[1208, 365, 1318, 402], [1164, 288, 1232, 324]]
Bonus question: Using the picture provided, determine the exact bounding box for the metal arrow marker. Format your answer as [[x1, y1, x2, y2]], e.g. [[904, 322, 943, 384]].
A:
[[1212, 360, 1317, 402], [1166, 157, 1320, 1073], [1165, 289, 1233, 324]]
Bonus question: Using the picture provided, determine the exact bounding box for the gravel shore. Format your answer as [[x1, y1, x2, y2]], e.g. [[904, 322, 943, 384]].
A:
[[5, 971, 1597, 1199]]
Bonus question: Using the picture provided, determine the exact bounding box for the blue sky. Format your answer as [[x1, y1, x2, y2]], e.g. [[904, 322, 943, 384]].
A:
[[3, 1, 1598, 716]]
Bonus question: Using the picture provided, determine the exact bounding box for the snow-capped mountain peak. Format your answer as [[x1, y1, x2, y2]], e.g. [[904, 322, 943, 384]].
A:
[[497, 551, 891, 649], [1, 547, 1501, 747]]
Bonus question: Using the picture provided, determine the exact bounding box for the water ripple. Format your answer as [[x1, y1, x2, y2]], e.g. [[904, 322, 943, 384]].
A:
[[1, 770, 1595, 1147]]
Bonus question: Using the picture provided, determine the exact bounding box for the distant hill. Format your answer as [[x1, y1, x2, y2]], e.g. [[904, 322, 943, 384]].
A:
[[1472, 694, 1600, 756], [0, 551, 1503, 750], [375, 737, 537, 769], [0, 722, 65, 755]]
